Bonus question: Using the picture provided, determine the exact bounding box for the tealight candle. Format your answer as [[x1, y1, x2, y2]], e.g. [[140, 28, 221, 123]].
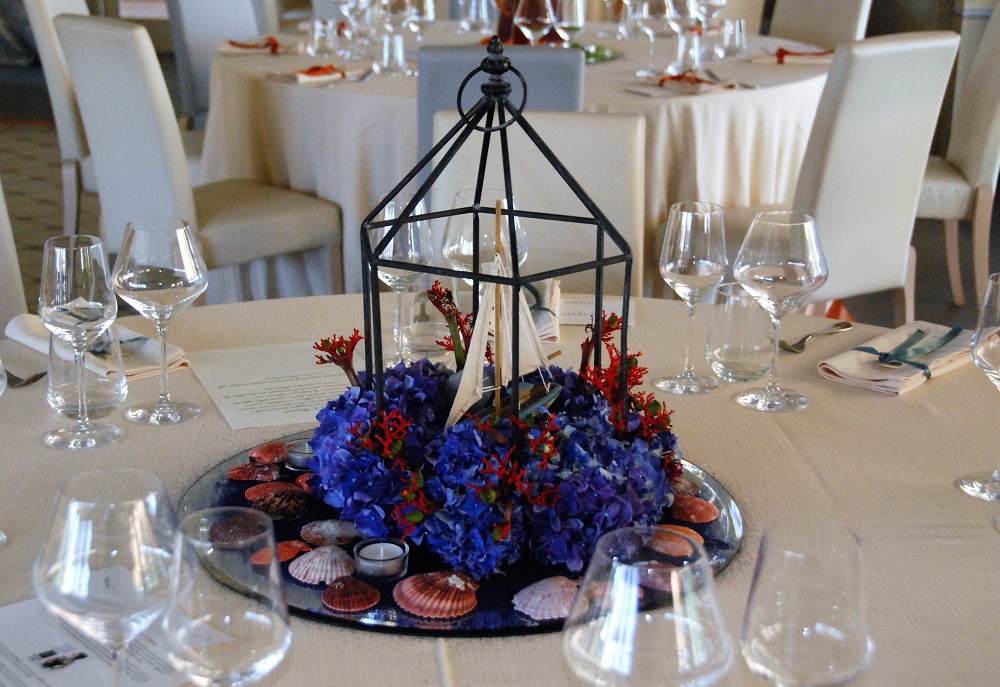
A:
[[284, 439, 314, 471], [354, 537, 409, 578]]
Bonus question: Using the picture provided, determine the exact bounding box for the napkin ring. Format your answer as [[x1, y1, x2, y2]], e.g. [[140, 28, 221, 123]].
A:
[[853, 325, 963, 378]]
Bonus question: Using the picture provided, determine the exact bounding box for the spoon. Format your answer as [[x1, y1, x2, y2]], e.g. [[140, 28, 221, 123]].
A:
[[779, 321, 853, 353]]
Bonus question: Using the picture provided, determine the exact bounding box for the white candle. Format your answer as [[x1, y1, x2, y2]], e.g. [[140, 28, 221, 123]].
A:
[[354, 538, 408, 577]]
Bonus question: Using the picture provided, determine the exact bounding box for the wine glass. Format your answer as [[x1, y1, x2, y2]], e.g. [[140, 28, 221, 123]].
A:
[[655, 201, 727, 395], [441, 188, 528, 288], [741, 522, 874, 686], [374, 0, 412, 76], [562, 525, 733, 686], [33, 468, 177, 687], [164, 507, 292, 687], [961, 271, 1000, 505], [695, 0, 727, 60], [375, 196, 433, 365], [556, 0, 586, 46], [733, 211, 827, 412], [407, 0, 435, 45], [113, 217, 208, 425], [514, 0, 557, 46], [665, 0, 702, 74], [38, 234, 120, 450], [634, 0, 674, 79]]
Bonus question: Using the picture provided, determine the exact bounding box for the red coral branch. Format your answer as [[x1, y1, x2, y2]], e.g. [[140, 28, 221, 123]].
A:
[[314, 329, 364, 386]]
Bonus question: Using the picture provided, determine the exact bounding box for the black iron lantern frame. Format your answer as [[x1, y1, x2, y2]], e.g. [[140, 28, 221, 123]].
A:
[[360, 37, 633, 416]]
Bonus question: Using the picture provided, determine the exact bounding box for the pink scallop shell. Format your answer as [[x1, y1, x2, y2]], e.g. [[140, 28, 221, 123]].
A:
[[248, 441, 288, 464], [322, 576, 381, 612], [287, 545, 355, 585], [512, 576, 579, 621], [300, 519, 360, 547], [393, 571, 479, 619]]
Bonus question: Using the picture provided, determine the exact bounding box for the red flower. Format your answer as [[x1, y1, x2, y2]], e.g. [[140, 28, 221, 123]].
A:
[[314, 329, 364, 386]]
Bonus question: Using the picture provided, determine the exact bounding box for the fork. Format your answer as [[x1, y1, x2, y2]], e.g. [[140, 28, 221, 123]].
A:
[[779, 321, 853, 353], [5, 370, 47, 388]]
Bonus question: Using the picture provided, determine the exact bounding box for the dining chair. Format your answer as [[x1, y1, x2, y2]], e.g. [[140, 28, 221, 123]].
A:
[[23, 0, 203, 236], [791, 31, 959, 324], [916, 8, 1000, 308], [166, 0, 263, 129], [0, 175, 28, 329], [55, 14, 344, 302], [768, 0, 872, 50], [417, 45, 585, 167], [252, 0, 281, 34], [430, 109, 646, 296]]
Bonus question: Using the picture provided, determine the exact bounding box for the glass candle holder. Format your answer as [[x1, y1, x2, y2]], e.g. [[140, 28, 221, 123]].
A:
[[353, 537, 409, 578], [284, 439, 314, 471]]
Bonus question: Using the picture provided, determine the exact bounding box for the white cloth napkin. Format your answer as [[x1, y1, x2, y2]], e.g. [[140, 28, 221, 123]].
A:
[[627, 80, 719, 97], [817, 321, 974, 396], [530, 279, 561, 343], [4, 314, 189, 380], [749, 50, 834, 65]]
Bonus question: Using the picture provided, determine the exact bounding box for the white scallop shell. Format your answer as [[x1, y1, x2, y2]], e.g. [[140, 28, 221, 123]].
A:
[[512, 576, 579, 621], [287, 545, 355, 585], [300, 519, 360, 547]]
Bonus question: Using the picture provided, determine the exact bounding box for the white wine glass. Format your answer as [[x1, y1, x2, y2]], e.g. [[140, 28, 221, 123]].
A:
[[741, 522, 874, 686], [695, 0, 727, 60], [113, 217, 208, 425], [164, 507, 292, 687], [407, 0, 435, 45], [962, 271, 1000, 506], [514, 0, 557, 46], [562, 525, 733, 686], [374, 0, 412, 76], [665, 0, 702, 73], [375, 196, 433, 365], [635, 0, 675, 81], [38, 234, 120, 450], [655, 201, 727, 395], [556, 0, 586, 45], [33, 468, 177, 687], [733, 211, 827, 412]]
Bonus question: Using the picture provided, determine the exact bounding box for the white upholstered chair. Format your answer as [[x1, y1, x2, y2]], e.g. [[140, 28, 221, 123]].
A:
[[431, 110, 646, 296], [793, 32, 959, 324], [916, 8, 1000, 307], [56, 14, 344, 303], [768, 0, 872, 50], [23, 0, 203, 236], [0, 175, 28, 329]]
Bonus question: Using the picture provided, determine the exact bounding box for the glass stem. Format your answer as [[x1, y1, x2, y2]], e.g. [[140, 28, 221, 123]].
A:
[[156, 322, 171, 405], [682, 302, 696, 377], [73, 346, 92, 431], [648, 35, 655, 73], [766, 315, 781, 392], [394, 289, 405, 363], [110, 649, 121, 687]]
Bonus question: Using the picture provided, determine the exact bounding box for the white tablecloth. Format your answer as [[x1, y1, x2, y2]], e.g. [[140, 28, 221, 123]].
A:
[[201, 25, 827, 294], [1, 296, 998, 686]]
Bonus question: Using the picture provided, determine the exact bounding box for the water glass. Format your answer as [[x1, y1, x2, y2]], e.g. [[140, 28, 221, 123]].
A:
[[717, 17, 746, 57], [706, 283, 771, 383], [458, 0, 497, 33], [308, 17, 339, 57], [47, 326, 127, 420]]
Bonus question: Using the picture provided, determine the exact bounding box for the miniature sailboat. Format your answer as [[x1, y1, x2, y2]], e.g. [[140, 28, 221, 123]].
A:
[[445, 202, 553, 427]]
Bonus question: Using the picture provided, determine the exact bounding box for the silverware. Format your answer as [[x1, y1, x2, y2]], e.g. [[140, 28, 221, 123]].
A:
[[6, 370, 47, 388], [703, 68, 758, 90], [779, 321, 853, 353]]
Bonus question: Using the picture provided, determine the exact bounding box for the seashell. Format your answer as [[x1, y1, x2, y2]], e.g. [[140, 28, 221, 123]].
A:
[[670, 493, 721, 524], [512, 576, 579, 621], [295, 472, 316, 494], [288, 545, 356, 585], [639, 560, 678, 592], [393, 571, 479, 619], [248, 441, 288, 464], [648, 529, 695, 558], [250, 540, 313, 566], [322, 576, 381, 612], [301, 519, 360, 547], [672, 476, 700, 497], [661, 523, 704, 545], [244, 481, 300, 502], [208, 512, 268, 548], [227, 462, 281, 482], [252, 489, 310, 520]]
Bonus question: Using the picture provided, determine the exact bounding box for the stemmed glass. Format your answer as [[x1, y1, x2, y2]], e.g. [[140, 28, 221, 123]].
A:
[[695, 0, 727, 60], [733, 211, 827, 412], [665, 0, 702, 74], [562, 525, 733, 686], [113, 218, 208, 424], [374, 0, 412, 76], [634, 0, 674, 79], [655, 201, 727, 395], [164, 507, 291, 687], [741, 523, 874, 686], [375, 197, 433, 365], [38, 234, 120, 450], [514, 0, 557, 46], [407, 0, 435, 45], [33, 469, 177, 687], [962, 271, 1000, 506], [556, 0, 586, 46]]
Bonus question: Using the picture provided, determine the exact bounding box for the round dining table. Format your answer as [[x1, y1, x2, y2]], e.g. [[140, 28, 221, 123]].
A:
[[199, 24, 827, 294], [0, 295, 997, 686]]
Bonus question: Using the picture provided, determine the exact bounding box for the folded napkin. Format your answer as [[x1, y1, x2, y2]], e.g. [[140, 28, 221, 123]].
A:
[[528, 279, 561, 343], [294, 64, 348, 84], [750, 48, 834, 65], [218, 36, 281, 55], [817, 321, 974, 395], [5, 313, 189, 380]]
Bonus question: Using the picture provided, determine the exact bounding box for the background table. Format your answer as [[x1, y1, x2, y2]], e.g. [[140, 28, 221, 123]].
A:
[[1, 296, 997, 685], [200, 26, 827, 294]]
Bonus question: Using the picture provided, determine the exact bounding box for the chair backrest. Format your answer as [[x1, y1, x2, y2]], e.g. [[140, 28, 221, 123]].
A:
[[166, 0, 262, 126], [769, 0, 872, 49], [22, 0, 90, 164], [0, 175, 28, 328], [947, 7, 1000, 192], [794, 31, 959, 303], [55, 14, 196, 252], [417, 45, 585, 165], [431, 110, 645, 296], [252, 0, 280, 34]]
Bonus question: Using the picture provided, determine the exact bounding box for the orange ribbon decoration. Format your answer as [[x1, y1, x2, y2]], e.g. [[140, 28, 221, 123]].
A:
[[296, 64, 346, 79], [658, 70, 715, 87], [774, 47, 834, 64], [226, 36, 280, 55]]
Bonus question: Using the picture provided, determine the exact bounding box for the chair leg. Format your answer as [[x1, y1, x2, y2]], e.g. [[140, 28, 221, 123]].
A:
[[61, 160, 82, 236], [943, 218, 964, 306], [972, 185, 995, 309], [894, 245, 917, 326]]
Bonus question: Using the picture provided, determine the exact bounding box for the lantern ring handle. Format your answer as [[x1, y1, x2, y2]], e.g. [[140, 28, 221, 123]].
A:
[[456, 65, 527, 132]]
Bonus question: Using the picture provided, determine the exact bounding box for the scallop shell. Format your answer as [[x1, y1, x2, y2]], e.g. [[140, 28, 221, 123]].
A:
[[672, 476, 700, 497], [251, 540, 313, 566], [208, 512, 268, 548], [252, 489, 310, 520], [227, 462, 281, 482], [512, 576, 579, 621], [244, 481, 299, 502], [670, 494, 721, 524], [322, 576, 381, 612], [295, 472, 316, 494], [639, 560, 678, 592], [661, 523, 704, 544], [301, 519, 360, 547], [249, 441, 288, 464], [288, 545, 356, 585], [393, 571, 479, 619], [648, 529, 695, 558]]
